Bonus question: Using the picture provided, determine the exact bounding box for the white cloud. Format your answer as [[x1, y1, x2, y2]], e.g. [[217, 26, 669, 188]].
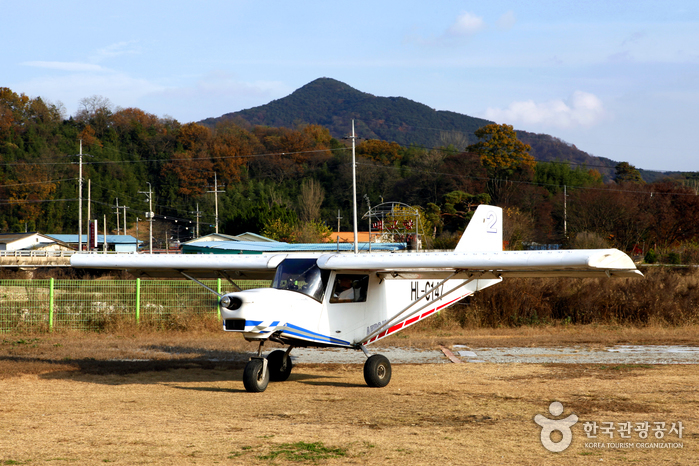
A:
[[21, 61, 107, 72], [92, 41, 141, 62], [497, 11, 516, 30], [484, 91, 606, 129], [447, 12, 485, 37]]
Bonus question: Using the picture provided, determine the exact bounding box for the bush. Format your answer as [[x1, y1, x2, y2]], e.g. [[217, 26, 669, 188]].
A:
[[443, 267, 699, 327], [644, 249, 657, 264]]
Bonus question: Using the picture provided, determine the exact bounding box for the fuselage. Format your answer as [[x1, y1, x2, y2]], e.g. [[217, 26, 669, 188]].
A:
[[219, 257, 501, 348]]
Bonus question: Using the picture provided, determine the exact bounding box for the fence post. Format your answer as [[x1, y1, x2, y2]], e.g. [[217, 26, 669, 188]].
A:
[[217, 278, 222, 318], [49, 278, 55, 332], [135, 278, 141, 325]]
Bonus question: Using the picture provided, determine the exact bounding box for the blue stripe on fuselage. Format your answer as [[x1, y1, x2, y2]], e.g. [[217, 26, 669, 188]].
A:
[[282, 323, 350, 346]]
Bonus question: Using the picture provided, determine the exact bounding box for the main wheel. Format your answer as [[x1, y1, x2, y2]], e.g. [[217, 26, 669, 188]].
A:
[[363, 354, 392, 388], [243, 358, 270, 392], [267, 349, 293, 382]]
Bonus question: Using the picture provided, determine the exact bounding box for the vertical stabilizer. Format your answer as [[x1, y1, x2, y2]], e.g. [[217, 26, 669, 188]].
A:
[[454, 205, 503, 252]]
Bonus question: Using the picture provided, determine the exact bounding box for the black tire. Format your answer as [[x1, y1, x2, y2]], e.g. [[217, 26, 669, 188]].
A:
[[267, 350, 293, 382], [363, 354, 392, 388], [243, 358, 270, 392]]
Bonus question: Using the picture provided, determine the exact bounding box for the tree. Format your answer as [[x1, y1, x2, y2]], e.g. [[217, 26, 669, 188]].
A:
[[357, 139, 402, 165], [614, 162, 644, 183], [297, 178, 325, 222], [469, 124, 535, 175], [75, 95, 113, 137], [467, 124, 535, 204]]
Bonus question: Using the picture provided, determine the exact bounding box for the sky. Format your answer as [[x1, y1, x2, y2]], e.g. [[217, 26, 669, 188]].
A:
[[2, 0, 698, 172]]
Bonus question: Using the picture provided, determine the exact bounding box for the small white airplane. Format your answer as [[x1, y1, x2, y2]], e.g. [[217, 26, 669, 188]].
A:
[[71, 205, 642, 392]]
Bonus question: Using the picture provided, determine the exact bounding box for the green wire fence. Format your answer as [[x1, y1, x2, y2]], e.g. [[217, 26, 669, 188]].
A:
[[0, 279, 270, 332]]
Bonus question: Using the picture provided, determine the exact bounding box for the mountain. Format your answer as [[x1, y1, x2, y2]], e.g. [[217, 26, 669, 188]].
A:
[[201, 78, 628, 180]]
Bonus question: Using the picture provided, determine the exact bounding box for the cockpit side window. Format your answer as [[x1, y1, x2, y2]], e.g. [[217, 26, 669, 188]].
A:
[[329, 274, 369, 304], [271, 258, 329, 302]]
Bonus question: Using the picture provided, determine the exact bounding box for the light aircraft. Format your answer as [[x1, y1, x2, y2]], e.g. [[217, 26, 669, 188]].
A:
[[71, 205, 642, 392]]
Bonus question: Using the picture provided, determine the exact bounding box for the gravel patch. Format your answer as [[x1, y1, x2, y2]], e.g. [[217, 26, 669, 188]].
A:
[[454, 345, 699, 364], [288, 346, 448, 364], [282, 345, 699, 365]]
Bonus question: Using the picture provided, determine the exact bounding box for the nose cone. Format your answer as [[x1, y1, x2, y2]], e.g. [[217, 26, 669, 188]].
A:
[[219, 295, 242, 310]]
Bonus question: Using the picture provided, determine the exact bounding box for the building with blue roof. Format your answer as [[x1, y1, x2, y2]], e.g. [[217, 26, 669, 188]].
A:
[[46, 234, 141, 252]]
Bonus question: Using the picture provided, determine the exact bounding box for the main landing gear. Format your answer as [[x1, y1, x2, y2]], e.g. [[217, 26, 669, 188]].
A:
[[361, 346, 392, 388], [242, 342, 392, 392], [243, 342, 293, 393]]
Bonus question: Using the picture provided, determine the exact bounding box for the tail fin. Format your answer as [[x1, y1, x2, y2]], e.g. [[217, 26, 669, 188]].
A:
[[454, 204, 503, 252]]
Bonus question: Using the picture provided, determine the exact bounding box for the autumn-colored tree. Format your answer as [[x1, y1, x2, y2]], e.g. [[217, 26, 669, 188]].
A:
[[210, 122, 262, 182], [0, 87, 30, 123], [469, 124, 535, 174], [177, 122, 211, 151], [6, 163, 57, 223], [161, 151, 214, 196], [357, 139, 402, 164], [111, 108, 161, 135], [467, 123, 535, 204], [78, 125, 102, 149]]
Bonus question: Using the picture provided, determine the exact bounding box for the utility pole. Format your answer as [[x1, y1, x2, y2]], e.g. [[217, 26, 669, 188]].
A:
[[350, 120, 358, 254], [87, 179, 91, 247], [192, 203, 202, 238], [207, 173, 224, 234], [336, 209, 342, 233], [139, 183, 154, 254], [364, 194, 371, 243], [114, 198, 120, 235], [78, 140, 83, 251], [122, 204, 128, 237], [563, 185, 567, 239]]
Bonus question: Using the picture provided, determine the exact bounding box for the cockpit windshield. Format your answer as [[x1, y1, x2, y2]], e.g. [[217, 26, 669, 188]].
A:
[[271, 258, 329, 302]]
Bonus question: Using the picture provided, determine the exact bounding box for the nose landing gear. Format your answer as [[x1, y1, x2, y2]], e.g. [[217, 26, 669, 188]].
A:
[[243, 342, 294, 392]]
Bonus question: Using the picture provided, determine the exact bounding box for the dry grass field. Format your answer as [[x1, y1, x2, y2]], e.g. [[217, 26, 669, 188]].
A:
[[1, 326, 697, 465]]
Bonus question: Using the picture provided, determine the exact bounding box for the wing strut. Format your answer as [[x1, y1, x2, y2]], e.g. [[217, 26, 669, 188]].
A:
[[179, 271, 223, 298], [360, 271, 479, 345], [217, 270, 242, 292]]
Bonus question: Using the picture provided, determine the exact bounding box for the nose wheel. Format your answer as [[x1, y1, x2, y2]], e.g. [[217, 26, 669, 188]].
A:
[[267, 348, 293, 382], [243, 343, 294, 392], [243, 357, 269, 392]]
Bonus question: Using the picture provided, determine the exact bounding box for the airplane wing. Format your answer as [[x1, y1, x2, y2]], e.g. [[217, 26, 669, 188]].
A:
[[70, 253, 287, 280], [315, 248, 642, 279]]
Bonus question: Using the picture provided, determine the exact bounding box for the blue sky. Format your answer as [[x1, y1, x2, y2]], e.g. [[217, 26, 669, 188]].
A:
[[2, 0, 698, 172]]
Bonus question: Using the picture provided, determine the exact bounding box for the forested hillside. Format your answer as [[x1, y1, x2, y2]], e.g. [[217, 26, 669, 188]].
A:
[[2, 86, 699, 262], [205, 78, 629, 181]]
